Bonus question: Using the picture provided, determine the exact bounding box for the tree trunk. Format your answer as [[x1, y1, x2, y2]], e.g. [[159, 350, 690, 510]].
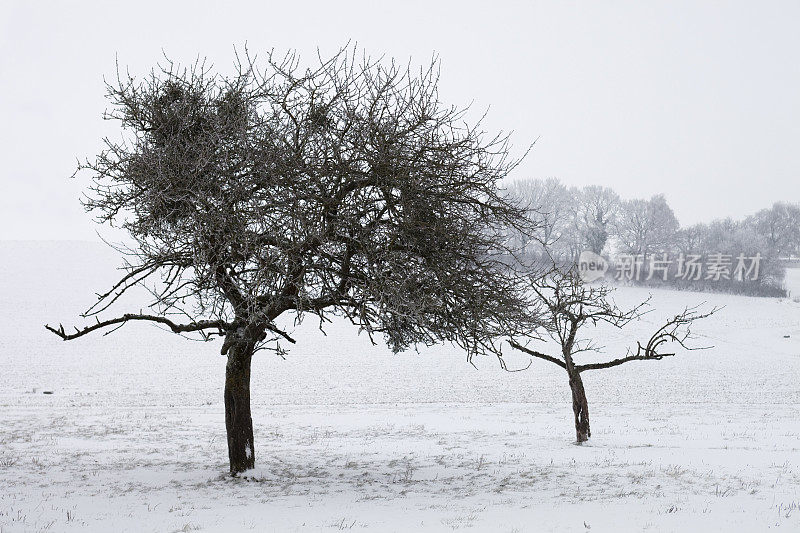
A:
[[568, 370, 590, 443], [224, 336, 256, 474]]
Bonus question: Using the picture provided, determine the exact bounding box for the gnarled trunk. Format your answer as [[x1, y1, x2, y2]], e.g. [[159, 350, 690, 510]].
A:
[[568, 369, 590, 443], [224, 336, 256, 474]]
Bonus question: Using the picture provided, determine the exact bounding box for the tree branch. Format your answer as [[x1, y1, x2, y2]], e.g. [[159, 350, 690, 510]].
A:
[[45, 314, 231, 341], [575, 306, 718, 372], [264, 322, 296, 344], [576, 351, 674, 372], [508, 340, 567, 370]]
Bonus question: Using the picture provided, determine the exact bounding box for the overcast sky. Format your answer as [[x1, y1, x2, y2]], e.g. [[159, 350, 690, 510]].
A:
[[1, 0, 798, 241]]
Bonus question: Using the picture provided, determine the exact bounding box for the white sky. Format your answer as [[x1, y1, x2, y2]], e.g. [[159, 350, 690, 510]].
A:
[[1, 0, 798, 241]]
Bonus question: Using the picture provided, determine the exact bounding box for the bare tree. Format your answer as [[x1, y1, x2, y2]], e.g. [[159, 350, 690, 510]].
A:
[[505, 177, 575, 260], [572, 185, 620, 256], [676, 223, 707, 256], [45, 48, 538, 474], [506, 266, 715, 443], [614, 194, 680, 277], [749, 202, 800, 258]]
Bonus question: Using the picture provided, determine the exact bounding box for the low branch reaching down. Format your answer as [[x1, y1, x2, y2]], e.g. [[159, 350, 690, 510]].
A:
[[46, 313, 298, 346], [45, 314, 232, 341]]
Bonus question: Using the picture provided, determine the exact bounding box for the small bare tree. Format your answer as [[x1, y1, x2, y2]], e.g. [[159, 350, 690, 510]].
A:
[[507, 267, 716, 443], [45, 48, 538, 474]]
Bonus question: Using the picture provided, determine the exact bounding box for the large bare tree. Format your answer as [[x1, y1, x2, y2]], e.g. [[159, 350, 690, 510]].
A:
[[45, 48, 538, 473], [507, 267, 715, 443], [572, 185, 620, 256], [749, 202, 800, 258], [614, 194, 680, 259], [505, 177, 575, 260]]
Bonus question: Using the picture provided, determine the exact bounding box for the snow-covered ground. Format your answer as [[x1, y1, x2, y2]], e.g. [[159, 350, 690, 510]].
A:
[[0, 241, 798, 532]]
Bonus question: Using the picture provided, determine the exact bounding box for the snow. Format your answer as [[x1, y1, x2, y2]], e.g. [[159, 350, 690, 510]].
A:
[[0, 241, 798, 532]]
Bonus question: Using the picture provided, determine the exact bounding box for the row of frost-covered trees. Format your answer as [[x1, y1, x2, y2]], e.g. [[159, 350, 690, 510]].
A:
[[505, 178, 799, 295]]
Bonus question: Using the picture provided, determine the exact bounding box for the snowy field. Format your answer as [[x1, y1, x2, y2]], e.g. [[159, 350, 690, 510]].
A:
[[1, 241, 799, 532]]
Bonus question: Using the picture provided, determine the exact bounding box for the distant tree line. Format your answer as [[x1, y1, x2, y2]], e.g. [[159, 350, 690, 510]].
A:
[[505, 178, 799, 296]]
